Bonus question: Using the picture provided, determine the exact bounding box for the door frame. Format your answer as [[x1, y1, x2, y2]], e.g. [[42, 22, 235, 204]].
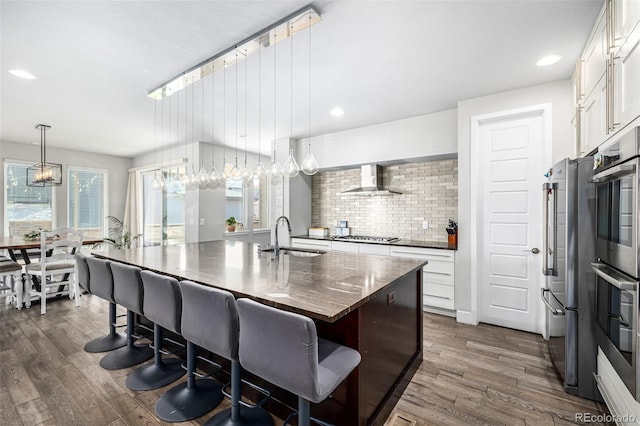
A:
[[468, 103, 552, 330]]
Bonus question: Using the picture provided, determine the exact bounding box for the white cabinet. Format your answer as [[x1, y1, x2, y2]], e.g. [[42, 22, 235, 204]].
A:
[[583, 9, 608, 98], [576, 0, 640, 155], [613, 0, 640, 51], [389, 246, 455, 314], [595, 347, 640, 425], [290, 238, 331, 250], [581, 75, 608, 154], [331, 241, 359, 253], [614, 25, 640, 126], [358, 244, 390, 256]]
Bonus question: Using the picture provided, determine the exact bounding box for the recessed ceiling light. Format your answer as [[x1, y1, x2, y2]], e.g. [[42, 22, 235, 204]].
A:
[[536, 55, 561, 67], [330, 107, 344, 117], [8, 69, 37, 79]]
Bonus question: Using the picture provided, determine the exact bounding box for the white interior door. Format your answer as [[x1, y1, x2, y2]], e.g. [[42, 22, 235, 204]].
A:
[[478, 111, 545, 333]]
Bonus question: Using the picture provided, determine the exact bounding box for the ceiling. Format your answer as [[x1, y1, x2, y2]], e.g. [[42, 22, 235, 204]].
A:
[[1, 0, 603, 159]]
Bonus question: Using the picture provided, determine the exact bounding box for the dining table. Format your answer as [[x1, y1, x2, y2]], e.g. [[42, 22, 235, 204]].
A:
[[0, 236, 104, 293], [0, 235, 104, 264]]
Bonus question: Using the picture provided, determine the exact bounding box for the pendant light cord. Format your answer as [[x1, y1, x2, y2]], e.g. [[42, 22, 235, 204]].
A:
[[223, 60, 227, 167], [244, 48, 248, 168], [308, 10, 312, 155], [273, 33, 277, 161], [235, 49, 239, 167], [258, 43, 262, 163]]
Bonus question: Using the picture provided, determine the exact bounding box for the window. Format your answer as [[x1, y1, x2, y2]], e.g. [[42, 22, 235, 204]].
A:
[[68, 167, 108, 238], [225, 179, 244, 224], [4, 161, 55, 236], [252, 176, 269, 229], [225, 175, 269, 231], [142, 169, 185, 246]]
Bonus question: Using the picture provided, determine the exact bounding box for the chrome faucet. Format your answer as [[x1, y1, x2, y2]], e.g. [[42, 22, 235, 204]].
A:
[[274, 216, 292, 256]]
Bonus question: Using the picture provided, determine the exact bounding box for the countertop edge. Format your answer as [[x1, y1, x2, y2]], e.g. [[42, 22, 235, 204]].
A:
[[291, 235, 457, 251]]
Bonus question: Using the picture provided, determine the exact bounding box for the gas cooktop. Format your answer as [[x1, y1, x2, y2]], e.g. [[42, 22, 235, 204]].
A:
[[333, 235, 400, 243]]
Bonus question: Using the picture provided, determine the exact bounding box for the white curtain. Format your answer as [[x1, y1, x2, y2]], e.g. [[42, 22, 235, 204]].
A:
[[122, 170, 142, 248]]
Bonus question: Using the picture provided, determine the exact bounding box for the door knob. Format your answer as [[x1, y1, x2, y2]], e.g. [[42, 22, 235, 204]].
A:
[[523, 248, 540, 254]]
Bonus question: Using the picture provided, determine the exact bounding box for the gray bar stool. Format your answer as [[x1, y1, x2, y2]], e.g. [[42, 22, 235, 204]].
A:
[[126, 270, 186, 390], [99, 262, 153, 370], [179, 281, 273, 426], [155, 280, 224, 422], [83, 255, 127, 353], [237, 298, 361, 426]]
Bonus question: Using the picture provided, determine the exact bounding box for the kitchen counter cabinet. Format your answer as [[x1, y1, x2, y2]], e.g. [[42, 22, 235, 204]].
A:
[[389, 246, 456, 316], [292, 236, 457, 316], [94, 241, 425, 425]]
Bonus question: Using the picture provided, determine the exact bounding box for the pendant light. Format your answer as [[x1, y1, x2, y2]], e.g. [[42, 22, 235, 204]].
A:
[[301, 10, 319, 176], [223, 58, 239, 180], [159, 96, 167, 191], [253, 40, 268, 179], [151, 101, 162, 190], [284, 28, 300, 179], [209, 70, 221, 189], [269, 33, 284, 183], [229, 49, 242, 182], [188, 83, 199, 189], [240, 48, 252, 182], [180, 89, 191, 188], [27, 124, 62, 187], [197, 79, 210, 189]]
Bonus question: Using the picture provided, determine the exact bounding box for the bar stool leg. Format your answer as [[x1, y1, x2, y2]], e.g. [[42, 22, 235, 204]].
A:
[[100, 310, 153, 370], [204, 361, 273, 426], [84, 302, 127, 353], [298, 398, 310, 426], [125, 324, 185, 391], [155, 341, 224, 422]]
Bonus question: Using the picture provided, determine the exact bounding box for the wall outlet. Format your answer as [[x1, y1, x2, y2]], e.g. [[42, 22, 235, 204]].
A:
[[199, 218, 205, 226], [422, 221, 429, 230]]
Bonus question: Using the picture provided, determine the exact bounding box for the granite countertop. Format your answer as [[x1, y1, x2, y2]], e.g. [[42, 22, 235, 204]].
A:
[[93, 240, 425, 323], [291, 235, 456, 251]]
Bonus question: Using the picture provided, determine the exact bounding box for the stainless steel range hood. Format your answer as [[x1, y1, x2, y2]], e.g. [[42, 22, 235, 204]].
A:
[[341, 164, 402, 196]]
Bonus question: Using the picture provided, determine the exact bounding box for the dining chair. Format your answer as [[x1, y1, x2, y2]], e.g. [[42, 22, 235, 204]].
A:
[[25, 227, 83, 314]]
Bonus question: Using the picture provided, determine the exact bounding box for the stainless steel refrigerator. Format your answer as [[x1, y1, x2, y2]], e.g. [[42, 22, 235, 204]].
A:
[[542, 157, 599, 400]]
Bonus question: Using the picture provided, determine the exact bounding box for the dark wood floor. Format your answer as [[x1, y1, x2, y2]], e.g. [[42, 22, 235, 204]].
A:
[[0, 295, 611, 426]]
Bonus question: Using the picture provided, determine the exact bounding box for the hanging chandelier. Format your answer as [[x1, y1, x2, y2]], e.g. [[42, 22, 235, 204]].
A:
[[27, 124, 62, 187]]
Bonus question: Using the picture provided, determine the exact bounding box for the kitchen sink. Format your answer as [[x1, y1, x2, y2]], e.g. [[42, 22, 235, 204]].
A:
[[259, 246, 326, 257]]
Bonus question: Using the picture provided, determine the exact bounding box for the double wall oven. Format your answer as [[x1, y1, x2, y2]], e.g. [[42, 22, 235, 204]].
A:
[[591, 126, 640, 400]]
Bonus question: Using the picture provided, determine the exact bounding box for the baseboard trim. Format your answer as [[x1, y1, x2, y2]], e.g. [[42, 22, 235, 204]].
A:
[[456, 310, 477, 325]]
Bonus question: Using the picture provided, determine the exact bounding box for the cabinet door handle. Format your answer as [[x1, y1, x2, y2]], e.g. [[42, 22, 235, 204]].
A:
[[425, 271, 451, 276]]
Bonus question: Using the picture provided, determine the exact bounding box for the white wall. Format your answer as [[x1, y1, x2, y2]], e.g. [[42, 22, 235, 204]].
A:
[[456, 79, 574, 318], [0, 140, 131, 236], [299, 108, 458, 169]]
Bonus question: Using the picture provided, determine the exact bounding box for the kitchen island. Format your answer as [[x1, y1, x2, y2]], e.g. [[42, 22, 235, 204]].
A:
[[94, 240, 426, 425]]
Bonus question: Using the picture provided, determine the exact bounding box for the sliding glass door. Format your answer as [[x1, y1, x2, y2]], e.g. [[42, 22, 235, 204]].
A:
[[141, 169, 185, 246]]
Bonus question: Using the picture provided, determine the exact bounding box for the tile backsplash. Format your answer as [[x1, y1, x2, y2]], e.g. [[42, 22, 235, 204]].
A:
[[311, 159, 458, 242]]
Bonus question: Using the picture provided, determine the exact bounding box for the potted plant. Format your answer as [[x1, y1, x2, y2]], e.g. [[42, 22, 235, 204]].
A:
[[226, 216, 237, 232], [95, 216, 141, 249]]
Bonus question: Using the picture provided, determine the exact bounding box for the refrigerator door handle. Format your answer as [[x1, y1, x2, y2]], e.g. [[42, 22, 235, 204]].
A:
[[541, 288, 565, 316], [542, 182, 558, 275]]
